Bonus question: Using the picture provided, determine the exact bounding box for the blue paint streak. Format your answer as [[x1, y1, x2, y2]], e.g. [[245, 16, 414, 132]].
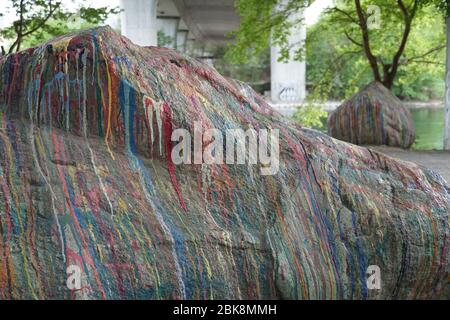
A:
[[351, 210, 368, 299]]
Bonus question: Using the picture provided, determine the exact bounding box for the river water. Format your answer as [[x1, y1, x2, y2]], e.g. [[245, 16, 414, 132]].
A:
[[410, 108, 444, 150]]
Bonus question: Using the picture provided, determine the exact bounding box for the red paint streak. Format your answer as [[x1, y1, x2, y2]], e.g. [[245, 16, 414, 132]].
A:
[[162, 102, 187, 211], [66, 246, 84, 269], [220, 163, 234, 199], [0, 174, 12, 294], [7, 55, 19, 109]]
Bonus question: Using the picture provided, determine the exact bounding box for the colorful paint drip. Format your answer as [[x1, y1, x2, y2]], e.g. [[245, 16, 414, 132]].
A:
[[0, 26, 448, 299], [328, 81, 416, 149]]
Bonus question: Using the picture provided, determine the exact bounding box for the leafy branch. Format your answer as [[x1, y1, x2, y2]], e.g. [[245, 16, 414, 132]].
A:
[[1, 0, 120, 54]]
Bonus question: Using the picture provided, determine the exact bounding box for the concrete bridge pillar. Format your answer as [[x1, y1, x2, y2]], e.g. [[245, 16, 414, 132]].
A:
[[444, 17, 450, 150], [157, 17, 180, 48], [120, 0, 158, 46], [176, 29, 189, 52], [270, 9, 306, 104]]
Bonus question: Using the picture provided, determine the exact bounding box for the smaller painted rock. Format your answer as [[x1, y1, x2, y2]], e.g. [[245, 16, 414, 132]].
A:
[[328, 81, 415, 149]]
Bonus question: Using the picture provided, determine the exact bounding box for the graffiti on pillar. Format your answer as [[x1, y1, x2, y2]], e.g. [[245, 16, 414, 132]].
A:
[[278, 86, 299, 102]]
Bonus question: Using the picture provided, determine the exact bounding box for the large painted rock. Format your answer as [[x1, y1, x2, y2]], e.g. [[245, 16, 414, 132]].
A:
[[0, 27, 448, 299], [328, 81, 416, 149]]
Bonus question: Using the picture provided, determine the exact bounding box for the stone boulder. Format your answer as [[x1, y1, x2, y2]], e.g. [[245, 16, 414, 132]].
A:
[[328, 81, 416, 148], [0, 27, 448, 299]]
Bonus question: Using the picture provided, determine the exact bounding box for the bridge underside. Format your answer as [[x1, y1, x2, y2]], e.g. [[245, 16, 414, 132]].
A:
[[173, 0, 239, 43], [120, 0, 306, 113]]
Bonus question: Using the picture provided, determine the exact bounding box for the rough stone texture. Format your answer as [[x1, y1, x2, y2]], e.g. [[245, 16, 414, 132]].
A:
[[328, 81, 416, 149], [0, 27, 448, 299], [370, 146, 450, 184]]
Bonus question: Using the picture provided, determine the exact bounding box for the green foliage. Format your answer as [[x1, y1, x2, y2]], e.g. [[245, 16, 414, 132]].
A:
[[157, 30, 173, 47], [435, 0, 450, 16], [214, 46, 270, 94], [0, 0, 120, 54], [292, 104, 328, 130], [14, 16, 100, 50], [307, 3, 445, 101], [225, 0, 311, 64], [227, 0, 446, 101], [79, 6, 119, 25]]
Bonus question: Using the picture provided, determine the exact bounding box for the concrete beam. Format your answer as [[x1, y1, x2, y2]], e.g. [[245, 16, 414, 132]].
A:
[[173, 0, 238, 42]]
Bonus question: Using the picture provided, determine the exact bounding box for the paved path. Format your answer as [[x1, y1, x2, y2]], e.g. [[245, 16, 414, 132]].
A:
[[371, 146, 450, 184]]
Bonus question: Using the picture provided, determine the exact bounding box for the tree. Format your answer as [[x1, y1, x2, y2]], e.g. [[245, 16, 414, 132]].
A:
[[329, 0, 442, 89], [0, 0, 120, 55], [225, 0, 312, 64], [227, 0, 445, 91], [307, 2, 445, 101], [435, 0, 450, 15]]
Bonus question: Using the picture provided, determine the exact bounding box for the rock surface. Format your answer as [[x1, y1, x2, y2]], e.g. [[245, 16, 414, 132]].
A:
[[0, 27, 448, 299], [328, 81, 416, 149]]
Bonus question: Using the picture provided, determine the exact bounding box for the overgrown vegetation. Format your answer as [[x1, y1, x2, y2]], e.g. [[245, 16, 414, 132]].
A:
[[292, 104, 328, 130], [214, 46, 270, 94], [307, 3, 446, 101], [226, 0, 448, 102], [0, 0, 119, 54]]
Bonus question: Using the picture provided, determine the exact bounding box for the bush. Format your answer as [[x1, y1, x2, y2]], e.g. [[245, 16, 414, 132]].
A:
[[292, 104, 328, 131]]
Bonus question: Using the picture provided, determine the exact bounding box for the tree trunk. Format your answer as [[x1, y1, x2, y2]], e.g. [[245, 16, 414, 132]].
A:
[[444, 17, 450, 150], [382, 73, 395, 89], [354, 0, 382, 83]]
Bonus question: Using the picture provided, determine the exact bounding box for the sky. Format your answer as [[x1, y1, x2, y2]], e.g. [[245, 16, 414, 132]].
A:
[[305, 0, 333, 25]]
